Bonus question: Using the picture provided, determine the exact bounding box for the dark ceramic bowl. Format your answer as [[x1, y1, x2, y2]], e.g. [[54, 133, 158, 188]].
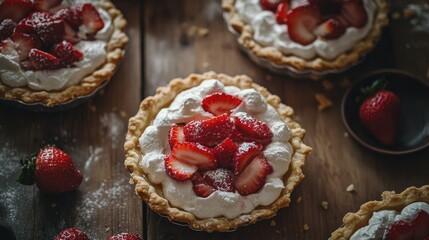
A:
[[341, 69, 429, 154]]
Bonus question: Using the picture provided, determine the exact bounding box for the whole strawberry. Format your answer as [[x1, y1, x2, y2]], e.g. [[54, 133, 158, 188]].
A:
[[18, 146, 83, 193], [107, 233, 143, 240], [358, 80, 401, 146], [54, 228, 89, 240]]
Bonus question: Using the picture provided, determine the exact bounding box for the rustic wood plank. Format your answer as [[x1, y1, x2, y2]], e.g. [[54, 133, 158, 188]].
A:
[[0, 1, 142, 239], [143, 0, 429, 239]]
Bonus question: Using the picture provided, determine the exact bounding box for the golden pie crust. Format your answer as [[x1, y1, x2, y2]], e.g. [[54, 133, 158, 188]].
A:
[[330, 185, 429, 239], [124, 72, 312, 232], [0, 0, 128, 107], [222, 0, 389, 72]]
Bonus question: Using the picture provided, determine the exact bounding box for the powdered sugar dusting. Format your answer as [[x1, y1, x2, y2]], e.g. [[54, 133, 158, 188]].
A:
[[408, 4, 429, 32], [83, 146, 104, 182], [100, 112, 125, 149]]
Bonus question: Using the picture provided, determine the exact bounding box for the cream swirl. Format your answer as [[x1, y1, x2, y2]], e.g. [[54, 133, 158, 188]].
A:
[[139, 80, 293, 219]]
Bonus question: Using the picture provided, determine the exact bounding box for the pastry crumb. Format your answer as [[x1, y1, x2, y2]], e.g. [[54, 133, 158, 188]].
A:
[[202, 62, 210, 69], [344, 132, 349, 137], [270, 220, 277, 227], [321, 201, 328, 210], [346, 184, 356, 192], [187, 25, 198, 37], [197, 27, 210, 37], [303, 224, 310, 231], [120, 110, 127, 118], [88, 104, 97, 112], [321, 79, 334, 90], [403, 8, 417, 19], [315, 93, 333, 111], [391, 11, 401, 20], [105, 227, 111, 233], [339, 77, 351, 88], [296, 196, 302, 203]]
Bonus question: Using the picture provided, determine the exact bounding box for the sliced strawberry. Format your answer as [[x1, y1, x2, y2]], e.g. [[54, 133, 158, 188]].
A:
[[51, 40, 83, 66], [184, 113, 234, 146], [286, 5, 321, 46], [340, 0, 368, 28], [170, 142, 217, 170], [202, 92, 242, 116], [384, 220, 414, 240], [164, 153, 197, 181], [191, 172, 215, 197], [233, 142, 263, 175], [213, 138, 238, 169], [168, 124, 185, 149], [63, 22, 80, 44], [0, 0, 33, 23], [412, 210, 429, 239], [53, 7, 83, 30], [260, 0, 282, 12], [12, 31, 42, 61], [35, 17, 64, 45], [80, 3, 104, 35], [234, 155, 273, 196], [275, 2, 290, 24], [0, 19, 16, 41], [14, 12, 45, 34], [232, 112, 273, 144], [313, 18, 346, 39], [0, 39, 16, 55], [33, 0, 62, 11], [28, 48, 61, 70]]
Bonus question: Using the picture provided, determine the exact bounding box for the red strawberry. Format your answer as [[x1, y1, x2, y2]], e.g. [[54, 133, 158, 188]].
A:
[[18, 146, 83, 194], [286, 5, 321, 45], [107, 233, 143, 240], [12, 31, 42, 61], [15, 12, 43, 34], [51, 40, 83, 66], [0, 0, 33, 23], [28, 48, 61, 70], [412, 210, 429, 239], [168, 124, 185, 149], [33, 0, 62, 11], [35, 17, 65, 45], [53, 7, 83, 30], [63, 22, 81, 44], [54, 228, 89, 240], [80, 3, 104, 36], [340, 0, 368, 28], [232, 112, 273, 144], [234, 155, 273, 196], [191, 172, 215, 197], [233, 142, 263, 175], [260, 0, 282, 12], [164, 142, 216, 181], [192, 169, 235, 198], [384, 220, 414, 240], [313, 18, 346, 39], [202, 92, 242, 116], [213, 138, 238, 169], [359, 80, 400, 146], [184, 113, 234, 146], [0, 19, 16, 41], [275, 2, 290, 24]]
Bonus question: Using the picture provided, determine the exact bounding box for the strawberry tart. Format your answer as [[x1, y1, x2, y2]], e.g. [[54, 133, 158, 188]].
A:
[[331, 185, 429, 240], [222, 0, 388, 76], [124, 72, 312, 232], [0, 0, 128, 107]]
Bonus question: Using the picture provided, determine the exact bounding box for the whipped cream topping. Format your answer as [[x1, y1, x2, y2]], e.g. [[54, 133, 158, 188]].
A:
[[350, 202, 429, 239], [139, 80, 293, 219], [235, 0, 377, 60], [0, 0, 114, 91]]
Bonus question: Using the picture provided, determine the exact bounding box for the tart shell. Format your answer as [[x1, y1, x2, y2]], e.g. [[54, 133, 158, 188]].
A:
[[0, 0, 129, 108], [124, 72, 312, 232], [330, 185, 429, 239], [222, 0, 389, 74]]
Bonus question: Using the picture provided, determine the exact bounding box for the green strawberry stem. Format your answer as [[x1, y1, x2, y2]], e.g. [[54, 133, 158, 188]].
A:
[[17, 153, 37, 185], [356, 77, 388, 103]]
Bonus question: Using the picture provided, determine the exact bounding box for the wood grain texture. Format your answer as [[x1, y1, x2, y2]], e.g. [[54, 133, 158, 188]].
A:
[[0, 1, 142, 239], [143, 0, 429, 239]]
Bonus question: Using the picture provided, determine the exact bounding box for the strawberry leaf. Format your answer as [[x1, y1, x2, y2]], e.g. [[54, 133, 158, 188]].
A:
[[17, 152, 37, 185]]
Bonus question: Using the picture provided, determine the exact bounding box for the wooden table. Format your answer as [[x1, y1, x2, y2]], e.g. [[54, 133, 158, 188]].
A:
[[0, 0, 428, 239]]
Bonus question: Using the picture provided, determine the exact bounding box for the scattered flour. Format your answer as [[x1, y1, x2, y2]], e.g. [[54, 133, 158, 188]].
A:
[[100, 113, 125, 149], [83, 146, 104, 182], [408, 4, 429, 33]]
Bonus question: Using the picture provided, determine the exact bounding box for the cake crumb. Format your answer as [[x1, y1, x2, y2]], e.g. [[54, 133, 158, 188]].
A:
[[344, 132, 349, 138], [403, 8, 417, 19], [321, 79, 334, 90], [296, 196, 302, 203], [339, 77, 351, 88], [120, 110, 127, 118], [270, 220, 276, 227], [315, 93, 333, 111], [346, 184, 356, 192], [197, 27, 210, 37], [321, 201, 329, 210], [391, 11, 401, 20], [303, 224, 310, 231]]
